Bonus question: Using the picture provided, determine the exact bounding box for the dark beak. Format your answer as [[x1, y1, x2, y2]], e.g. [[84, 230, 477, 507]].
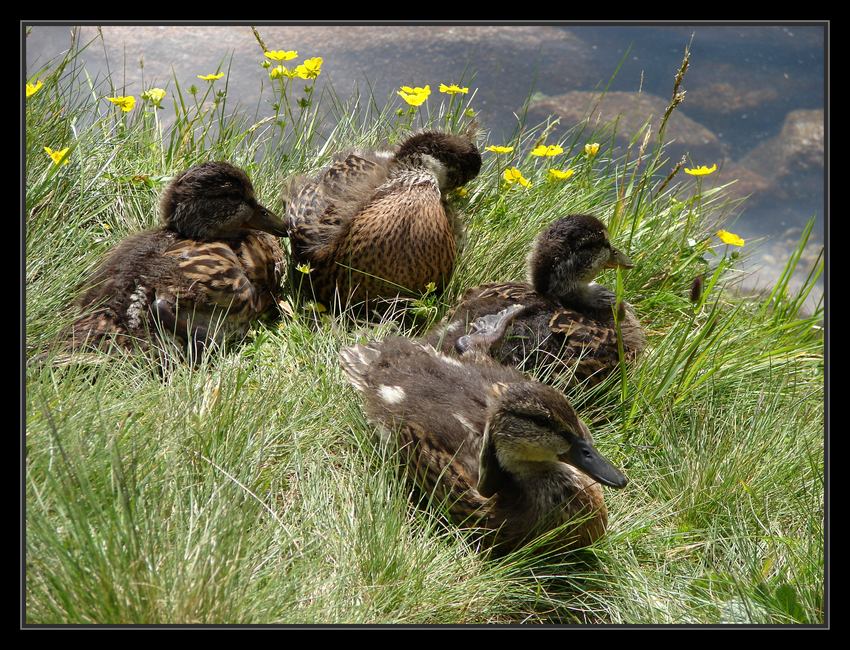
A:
[[247, 205, 289, 237], [604, 246, 634, 269], [559, 439, 629, 489]]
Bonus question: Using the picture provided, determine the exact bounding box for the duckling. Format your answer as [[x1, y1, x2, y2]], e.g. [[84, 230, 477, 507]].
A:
[[286, 130, 482, 309], [66, 161, 288, 358], [427, 214, 645, 388], [339, 306, 628, 555]]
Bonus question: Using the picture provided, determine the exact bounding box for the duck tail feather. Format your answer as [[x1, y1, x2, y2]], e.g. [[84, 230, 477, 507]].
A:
[[339, 342, 381, 392]]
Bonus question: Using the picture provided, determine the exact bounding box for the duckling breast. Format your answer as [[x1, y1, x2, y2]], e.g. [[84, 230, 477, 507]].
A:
[[339, 176, 457, 301], [490, 463, 608, 552]]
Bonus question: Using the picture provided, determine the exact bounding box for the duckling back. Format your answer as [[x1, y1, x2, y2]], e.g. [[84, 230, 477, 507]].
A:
[[429, 281, 645, 388], [340, 337, 515, 536], [66, 229, 284, 357]]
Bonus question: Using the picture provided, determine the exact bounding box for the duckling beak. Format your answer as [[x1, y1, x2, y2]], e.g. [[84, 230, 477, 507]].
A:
[[559, 439, 629, 489], [605, 247, 634, 269], [247, 205, 289, 237]]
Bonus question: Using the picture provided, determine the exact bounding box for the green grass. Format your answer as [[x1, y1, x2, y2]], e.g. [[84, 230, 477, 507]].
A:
[[25, 34, 824, 624]]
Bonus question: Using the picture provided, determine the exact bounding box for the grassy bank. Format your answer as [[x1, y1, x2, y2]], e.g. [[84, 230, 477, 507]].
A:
[[24, 33, 824, 624]]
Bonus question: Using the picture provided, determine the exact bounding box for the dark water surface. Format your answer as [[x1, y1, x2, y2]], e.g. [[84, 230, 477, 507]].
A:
[[25, 24, 826, 302]]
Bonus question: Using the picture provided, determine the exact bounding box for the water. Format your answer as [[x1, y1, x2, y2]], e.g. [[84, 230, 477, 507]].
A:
[[25, 24, 825, 306]]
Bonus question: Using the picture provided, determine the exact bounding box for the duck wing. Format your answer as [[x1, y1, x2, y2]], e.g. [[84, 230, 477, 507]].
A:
[[432, 282, 644, 385], [286, 153, 390, 260], [428, 282, 548, 353], [229, 231, 285, 313], [464, 282, 541, 304], [161, 237, 280, 333]]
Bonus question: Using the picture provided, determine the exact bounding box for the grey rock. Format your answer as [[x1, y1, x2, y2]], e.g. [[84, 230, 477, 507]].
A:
[[737, 109, 824, 200], [685, 63, 783, 116], [526, 90, 726, 165]]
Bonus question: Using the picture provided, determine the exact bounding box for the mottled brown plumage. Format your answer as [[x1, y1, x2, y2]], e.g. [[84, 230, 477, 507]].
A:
[[339, 317, 628, 555], [427, 214, 645, 389], [287, 131, 481, 309], [66, 161, 287, 358]]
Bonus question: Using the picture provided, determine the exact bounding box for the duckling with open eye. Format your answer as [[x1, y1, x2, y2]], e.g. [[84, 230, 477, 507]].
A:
[[66, 161, 288, 358], [340, 306, 628, 555], [428, 214, 645, 388], [286, 130, 482, 310]]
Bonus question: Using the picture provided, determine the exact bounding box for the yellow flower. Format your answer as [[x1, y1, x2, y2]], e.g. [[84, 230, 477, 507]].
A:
[[454, 186, 469, 197], [503, 167, 531, 188], [295, 57, 323, 80], [270, 65, 299, 79], [296, 263, 313, 274], [397, 85, 431, 106], [716, 230, 745, 247], [547, 168, 575, 181], [585, 142, 600, 156], [304, 301, 327, 313], [685, 163, 718, 176], [485, 145, 514, 154], [44, 146, 70, 166], [531, 144, 564, 157], [439, 83, 469, 95], [26, 80, 43, 98], [141, 88, 166, 106], [265, 50, 298, 61], [424, 281, 437, 294], [106, 95, 136, 112], [197, 73, 225, 81]]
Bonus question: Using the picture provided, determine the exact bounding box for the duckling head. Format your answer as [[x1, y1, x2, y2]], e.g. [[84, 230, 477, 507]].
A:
[[478, 381, 628, 497], [159, 161, 288, 240], [528, 214, 633, 303], [396, 131, 482, 191]]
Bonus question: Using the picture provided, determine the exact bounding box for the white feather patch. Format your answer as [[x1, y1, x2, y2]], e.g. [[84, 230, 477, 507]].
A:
[[126, 284, 148, 329], [420, 153, 449, 189], [452, 413, 478, 436], [378, 385, 406, 404]]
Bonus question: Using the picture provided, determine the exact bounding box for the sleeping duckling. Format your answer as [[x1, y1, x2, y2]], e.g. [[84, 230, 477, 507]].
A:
[[286, 130, 482, 310], [340, 306, 628, 555], [66, 161, 287, 358], [428, 214, 645, 388]]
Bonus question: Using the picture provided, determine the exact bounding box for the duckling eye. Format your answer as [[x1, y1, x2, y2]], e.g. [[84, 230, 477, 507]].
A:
[[519, 411, 552, 428]]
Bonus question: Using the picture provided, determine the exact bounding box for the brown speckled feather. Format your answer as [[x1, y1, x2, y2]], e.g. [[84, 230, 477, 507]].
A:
[[290, 166, 455, 305], [69, 230, 284, 354], [161, 231, 284, 336], [287, 133, 482, 310], [429, 281, 645, 388], [334, 178, 455, 301]]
